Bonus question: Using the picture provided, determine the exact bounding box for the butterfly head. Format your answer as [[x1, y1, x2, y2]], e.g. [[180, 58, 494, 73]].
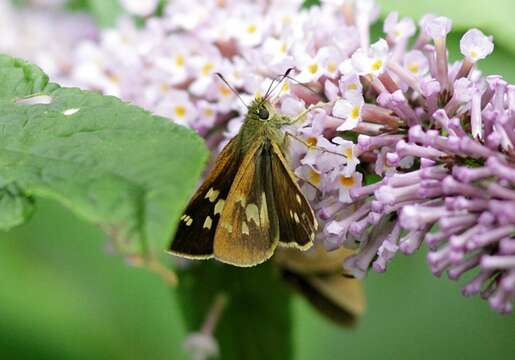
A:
[[248, 96, 291, 127]]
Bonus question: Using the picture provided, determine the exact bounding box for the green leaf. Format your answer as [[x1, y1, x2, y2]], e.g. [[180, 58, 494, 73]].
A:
[[303, 0, 321, 8], [0, 182, 34, 230], [376, 0, 515, 58], [66, 0, 123, 27], [176, 261, 293, 360], [0, 54, 208, 255], [86, 0, 123, 27]]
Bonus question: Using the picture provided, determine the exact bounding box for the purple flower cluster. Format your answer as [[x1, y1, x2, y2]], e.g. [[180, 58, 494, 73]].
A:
[[3, 0, 513, 313], [319, 17, 515, 313]]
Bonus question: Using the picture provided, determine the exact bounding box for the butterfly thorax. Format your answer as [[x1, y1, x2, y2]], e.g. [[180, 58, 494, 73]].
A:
[[237, 97, 290, 153]]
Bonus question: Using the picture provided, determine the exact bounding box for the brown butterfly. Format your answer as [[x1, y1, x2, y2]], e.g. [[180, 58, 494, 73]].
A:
[[275, 245, 365, 327], [168, 77, 318, 267]]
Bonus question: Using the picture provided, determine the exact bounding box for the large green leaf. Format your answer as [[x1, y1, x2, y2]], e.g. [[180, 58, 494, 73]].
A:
[[176, 261, 293, 360], [0, 54, 208, 255]]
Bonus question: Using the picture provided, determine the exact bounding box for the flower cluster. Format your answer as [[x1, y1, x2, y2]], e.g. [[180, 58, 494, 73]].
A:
[[3, 0, 513, 313], [0, 0, 97, 84], [320, 15, 515, 314], [67, 0, 375, 212]]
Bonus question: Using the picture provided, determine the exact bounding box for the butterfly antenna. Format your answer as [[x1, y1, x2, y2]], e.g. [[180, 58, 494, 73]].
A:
[[215, 72, 248, 108], [265, 67, 295, 100], [263, 78, 277, 100], [284, 74, 320, 97]]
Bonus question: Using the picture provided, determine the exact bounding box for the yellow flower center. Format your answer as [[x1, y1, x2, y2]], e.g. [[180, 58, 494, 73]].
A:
[[407, 63, 419, 74], [347, 83, 358, 90], [469, 50, 478, 60], [247, 24, 257, 34], [344, 148, 353, 159], [309, 169, 321, 185], [109, 74, 120, 84], [175, 54, 185, 67], [351, 106, 361, 119], [280, 42, 288, 54], [339, 175, 355, 187], [219, 85, 232, 97], [160, 83, 169, 93], [175, 105, 187, 118], [203, 108, 214, 118], [371, 59, 383, 71], [306, 137, 318, 147], [281, 81, 289, 93], [202, 63, 214, 76], [308, 63, 318, 74], [327, 63, 337, 73]]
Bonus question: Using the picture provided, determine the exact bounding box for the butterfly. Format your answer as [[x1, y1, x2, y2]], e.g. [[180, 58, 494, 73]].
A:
[[168, 74, 318, 267]]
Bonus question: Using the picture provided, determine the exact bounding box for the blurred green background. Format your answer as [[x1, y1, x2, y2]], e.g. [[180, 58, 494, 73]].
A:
[[1, 1, 515, 359]]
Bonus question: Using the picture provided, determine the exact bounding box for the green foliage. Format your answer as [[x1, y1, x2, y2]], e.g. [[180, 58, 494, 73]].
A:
[[2, 200, 515, 360], [177, 261, 293, 360], [0, 182, 34, 230], [82, 0, 123, 27], [65, 0, 122, 27], [377, 0, 515, 58], [0, 54, 208, 255], [303, 0, 321, 8]]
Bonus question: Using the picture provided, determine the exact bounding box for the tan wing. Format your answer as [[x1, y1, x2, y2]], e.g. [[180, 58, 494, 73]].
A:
[[168, 137, 242, 259], [213, 141, 280, 267], [270, 142, 317, 250], [276, 245, 366, 327]]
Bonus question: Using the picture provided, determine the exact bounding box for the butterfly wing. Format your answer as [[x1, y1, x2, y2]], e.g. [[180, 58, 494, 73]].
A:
[[213, 141, 280, 267], [270, 142, 317, 249], [168, 137, 242, 259], [276, 246, 366, 327]]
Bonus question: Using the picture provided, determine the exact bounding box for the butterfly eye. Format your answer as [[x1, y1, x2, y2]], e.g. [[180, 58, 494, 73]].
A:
[[258, 107, 269, 120]]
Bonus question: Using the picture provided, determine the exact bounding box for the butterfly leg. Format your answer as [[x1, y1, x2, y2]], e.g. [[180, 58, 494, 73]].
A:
[[284, 101, 336, 126]]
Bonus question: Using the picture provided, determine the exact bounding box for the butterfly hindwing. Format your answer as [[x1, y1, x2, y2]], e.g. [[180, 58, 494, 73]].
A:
[[168, 137, 241, 259], [213, 141, 280, 266], [276, 246, 365, 327], [270, 142, 317, 249]]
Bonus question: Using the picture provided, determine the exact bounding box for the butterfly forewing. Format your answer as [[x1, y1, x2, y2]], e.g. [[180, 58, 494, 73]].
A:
[[270, 142, 317, 249], [169, 137, 241, 259], [213, 141, 280, 266]]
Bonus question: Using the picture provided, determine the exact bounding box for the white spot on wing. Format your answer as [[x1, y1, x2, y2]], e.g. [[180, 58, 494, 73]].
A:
[[236, 194, 247, 208], [205, 188, 220, 202], [222, 223, 233, 233], [186, 218, 193, 226], [214, 199, 225, 215], [203, 216, 213, 229], [293, 212, 300, 223], [242, 221, 250, 235], [246, 203, 260, 225], [296, 194, 302, 204]]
